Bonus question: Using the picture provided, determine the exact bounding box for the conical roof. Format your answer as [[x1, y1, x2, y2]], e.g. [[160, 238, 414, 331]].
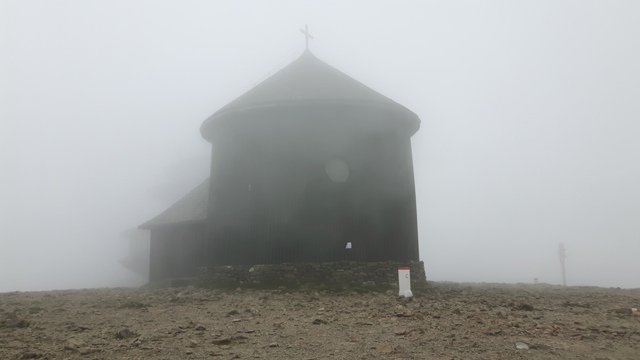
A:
[[201, 50, 419, 139]]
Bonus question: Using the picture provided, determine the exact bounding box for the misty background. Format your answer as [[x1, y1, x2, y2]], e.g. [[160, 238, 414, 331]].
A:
[[2, 1, 639, 292]]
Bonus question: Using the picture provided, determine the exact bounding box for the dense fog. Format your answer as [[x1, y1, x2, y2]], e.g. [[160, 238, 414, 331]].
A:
[[2, 1, 639, 291]]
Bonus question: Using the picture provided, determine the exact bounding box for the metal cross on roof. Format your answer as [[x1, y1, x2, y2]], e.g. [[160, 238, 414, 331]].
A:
[[300, 24, 314, 50]]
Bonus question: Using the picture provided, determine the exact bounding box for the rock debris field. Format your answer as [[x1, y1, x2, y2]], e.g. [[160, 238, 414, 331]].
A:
[[1, 282, 639, 359]]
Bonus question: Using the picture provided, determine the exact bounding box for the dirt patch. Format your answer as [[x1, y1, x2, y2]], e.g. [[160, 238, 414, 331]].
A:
[[1, 282, 639, 359]]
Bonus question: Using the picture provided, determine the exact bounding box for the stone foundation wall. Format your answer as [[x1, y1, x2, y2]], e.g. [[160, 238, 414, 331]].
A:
[[199, 261, 426, 287]]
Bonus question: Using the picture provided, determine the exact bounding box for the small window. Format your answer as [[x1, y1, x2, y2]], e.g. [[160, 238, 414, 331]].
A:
[[324, 158, 349, 182]]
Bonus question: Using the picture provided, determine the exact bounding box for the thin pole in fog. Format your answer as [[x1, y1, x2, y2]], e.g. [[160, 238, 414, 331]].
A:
[[558, 243, 567, 286]]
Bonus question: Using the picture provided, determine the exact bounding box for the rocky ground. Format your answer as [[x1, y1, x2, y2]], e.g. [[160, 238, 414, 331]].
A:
[[1, 282, 639, 360]]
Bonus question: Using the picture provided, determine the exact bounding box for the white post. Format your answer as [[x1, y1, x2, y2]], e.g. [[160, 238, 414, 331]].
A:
[[559, 243, 567, 286], [398, 267, 413, 297]]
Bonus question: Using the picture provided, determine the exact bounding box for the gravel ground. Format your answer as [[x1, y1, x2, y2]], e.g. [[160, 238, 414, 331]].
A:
[[1, 282, 639, 359]]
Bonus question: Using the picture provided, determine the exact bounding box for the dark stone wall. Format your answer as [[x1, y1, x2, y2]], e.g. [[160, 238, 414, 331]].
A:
[[199, 261, 426, 287], [206, 106, 419, 265], [149, 222, 208, 282]]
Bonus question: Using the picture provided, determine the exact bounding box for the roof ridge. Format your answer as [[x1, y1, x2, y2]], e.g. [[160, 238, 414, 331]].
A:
[[138, 178, 210, 229]]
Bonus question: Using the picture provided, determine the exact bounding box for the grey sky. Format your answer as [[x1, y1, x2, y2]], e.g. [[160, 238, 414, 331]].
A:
[[1, 1, 639, 291]]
